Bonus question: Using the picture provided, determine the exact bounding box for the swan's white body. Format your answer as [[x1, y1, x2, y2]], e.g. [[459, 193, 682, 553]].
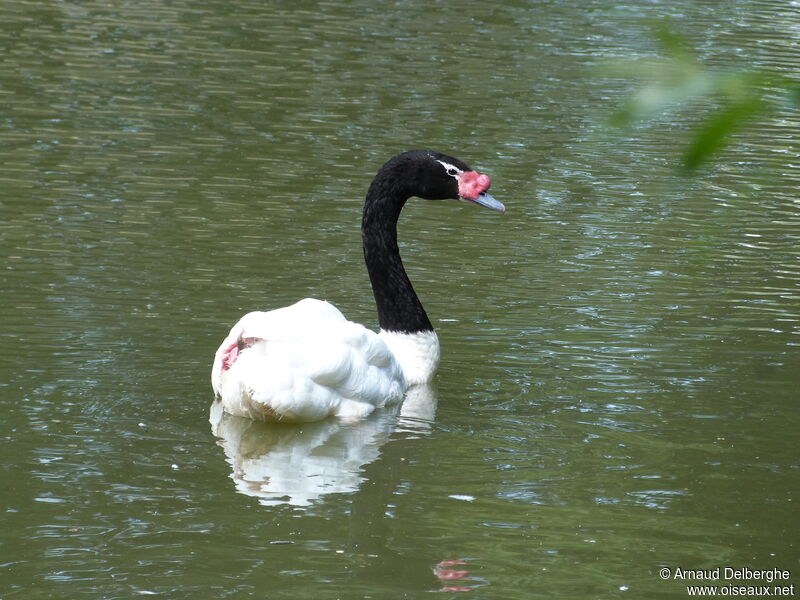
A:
[[211, 298, 438, 422]]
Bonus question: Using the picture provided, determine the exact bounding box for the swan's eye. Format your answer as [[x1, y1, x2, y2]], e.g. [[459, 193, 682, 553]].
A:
[[436, 159, 461, 178]]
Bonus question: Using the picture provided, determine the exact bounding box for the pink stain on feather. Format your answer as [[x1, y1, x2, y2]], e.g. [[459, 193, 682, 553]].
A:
[[220, 342, 239, 372], [220, 337, 261, 371]]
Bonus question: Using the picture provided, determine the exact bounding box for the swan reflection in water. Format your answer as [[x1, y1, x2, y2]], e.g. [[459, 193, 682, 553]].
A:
[[209, 386, 436, 507], [209, 387, 487, 593]]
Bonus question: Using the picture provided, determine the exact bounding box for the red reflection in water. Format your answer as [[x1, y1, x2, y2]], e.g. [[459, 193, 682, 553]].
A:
[[434, 559, 477, 593]]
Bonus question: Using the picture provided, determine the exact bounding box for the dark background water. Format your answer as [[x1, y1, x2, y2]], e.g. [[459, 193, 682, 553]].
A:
[[1, 0, 798, 598]]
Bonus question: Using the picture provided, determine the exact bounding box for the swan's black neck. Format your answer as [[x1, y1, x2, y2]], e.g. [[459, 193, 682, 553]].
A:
[[362, 163, 433, 334]]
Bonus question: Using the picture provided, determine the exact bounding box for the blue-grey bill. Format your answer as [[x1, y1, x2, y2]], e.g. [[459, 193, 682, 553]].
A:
[[462, 191, 505, 213]]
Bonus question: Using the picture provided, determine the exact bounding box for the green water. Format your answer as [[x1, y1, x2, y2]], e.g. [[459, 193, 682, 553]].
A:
[[1, 1, 798, 598]]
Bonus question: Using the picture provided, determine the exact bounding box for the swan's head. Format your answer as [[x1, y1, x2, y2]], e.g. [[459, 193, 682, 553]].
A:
[[382, 150, 505, 213]]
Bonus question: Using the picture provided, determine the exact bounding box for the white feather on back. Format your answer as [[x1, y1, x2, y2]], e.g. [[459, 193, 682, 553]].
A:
[[212, 299, 407, 422]]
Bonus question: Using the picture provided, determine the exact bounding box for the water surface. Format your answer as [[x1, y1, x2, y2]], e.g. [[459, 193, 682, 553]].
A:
[[1, 0, 798, 598]]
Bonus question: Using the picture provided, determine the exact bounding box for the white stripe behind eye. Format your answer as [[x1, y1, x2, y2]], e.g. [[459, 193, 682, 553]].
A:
[[435, 160, 463, 179]]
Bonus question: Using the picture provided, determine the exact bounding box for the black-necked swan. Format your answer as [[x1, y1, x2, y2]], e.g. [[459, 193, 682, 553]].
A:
[[211, 150, 504, 422]]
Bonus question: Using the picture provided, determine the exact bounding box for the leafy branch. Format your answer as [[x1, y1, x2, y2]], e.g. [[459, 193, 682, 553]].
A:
[[608, 26, 800, 172]]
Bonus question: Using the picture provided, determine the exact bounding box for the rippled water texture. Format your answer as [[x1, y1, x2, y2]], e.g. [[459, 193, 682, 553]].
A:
[[1, 1, 798, 598]]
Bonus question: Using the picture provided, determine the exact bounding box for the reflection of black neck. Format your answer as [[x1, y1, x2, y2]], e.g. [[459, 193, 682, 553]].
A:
[[362, 171, 433, 334]]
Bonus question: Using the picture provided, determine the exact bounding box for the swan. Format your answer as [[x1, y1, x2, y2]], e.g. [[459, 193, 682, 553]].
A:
[[211, 150, 504, 422]]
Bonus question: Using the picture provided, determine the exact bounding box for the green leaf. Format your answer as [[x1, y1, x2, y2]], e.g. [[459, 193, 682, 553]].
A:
[[682, 96, 766, 172]]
